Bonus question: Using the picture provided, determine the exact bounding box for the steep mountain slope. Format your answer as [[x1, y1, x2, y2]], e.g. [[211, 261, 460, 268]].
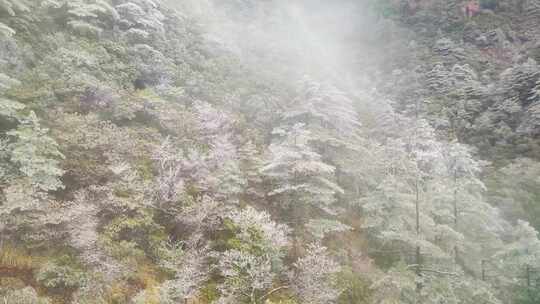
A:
[[1, 1, 540, 304]]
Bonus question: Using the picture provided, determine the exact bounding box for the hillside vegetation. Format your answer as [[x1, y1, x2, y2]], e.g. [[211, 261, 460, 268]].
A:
[[1, 0, 540, 303]]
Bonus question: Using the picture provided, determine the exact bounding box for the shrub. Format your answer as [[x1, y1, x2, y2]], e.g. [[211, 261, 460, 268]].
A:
[[0, 245, 39, 271], [36, 256, 86, 289], [1, 287, 51, 304], [337, 270, 372, 304]]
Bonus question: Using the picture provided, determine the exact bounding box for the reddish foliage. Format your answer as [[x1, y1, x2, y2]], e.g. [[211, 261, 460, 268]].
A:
[[480, 47, 513, 64], [464, 1, 481, 18]]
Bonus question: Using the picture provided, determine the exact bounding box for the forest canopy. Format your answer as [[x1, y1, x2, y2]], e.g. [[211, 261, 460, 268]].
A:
[[1, 0, 540, 303]]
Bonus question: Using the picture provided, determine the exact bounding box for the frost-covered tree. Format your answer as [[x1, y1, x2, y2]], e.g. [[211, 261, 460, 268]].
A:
[[151, 102, 245, 203], [370, 264, 417, 304], [153, 243, 209, 303], [0, 97, 24, 123], [206, 134, 245, 199], [64, 190, 101, 265], [152, 136, 185, 203], [445, 58, 540, 157], [290, 243, 341, 304], [238, 140, 265, 198], [0, 73, 24, 124], [305, 218, 352, 241], [500, 59, 539, 107], [437, 142, 506, 272], [284, 78, 363, 196], [226, 206, 290, 257], [42, 0, 119, 37], [193, 101, 245, 199], [261, 123, 344, 248], [371, 258, 502, 304], [360, 103, 520, 303], [214, 207, 290, 304], [215, 250, 276, 304], [360, 118, 450, 258], [261, 123, 342, 211], [424, 62, 485, 138], [488, 158, 540, 231], [61, 187, 124, 276], [0, 0, 25, 14], [285, 78, 361, 142], [115, 0, 165, 34], [4, 112, 64, 192], [0, 22, 15, 37], [367, 110, 503, 262], [520, 75, 540, 136], [0, 180, 63, 245], [128, 43, 175, 87], [173, 195, 224, 249], [491, 220, 540, 296]]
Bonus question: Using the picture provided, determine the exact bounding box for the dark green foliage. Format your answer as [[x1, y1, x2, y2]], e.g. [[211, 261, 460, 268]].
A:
[[101, 209, 167, 262], [36, 255, 86, 290], [198, 282, 220, 304], [515, 287, 540, 304], [337, 270, 372, 304]]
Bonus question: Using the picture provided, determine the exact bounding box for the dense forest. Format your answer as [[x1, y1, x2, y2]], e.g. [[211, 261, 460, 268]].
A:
[[1, 0, 540, 303]]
